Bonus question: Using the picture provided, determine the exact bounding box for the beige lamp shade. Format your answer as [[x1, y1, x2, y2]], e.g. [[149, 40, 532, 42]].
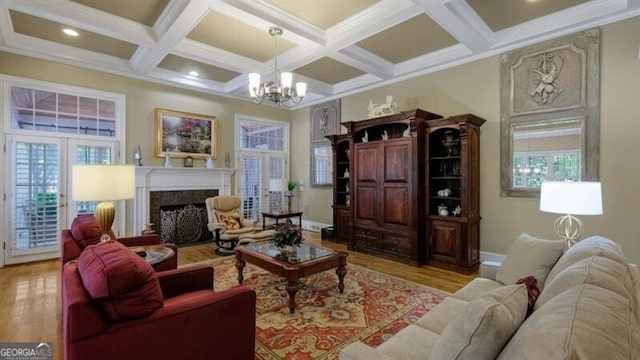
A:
[[72, 164, 135, 240]]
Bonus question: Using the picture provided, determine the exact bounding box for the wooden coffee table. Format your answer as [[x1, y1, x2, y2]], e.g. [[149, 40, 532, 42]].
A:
[[235, 242, 348, 313]]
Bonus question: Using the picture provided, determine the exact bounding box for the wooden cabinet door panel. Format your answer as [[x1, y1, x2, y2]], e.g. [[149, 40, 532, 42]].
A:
[[383, 187, 409, 226], [355, 145, 378, 183], [355, 185, 377, 222], [383, 143, 410, 183], [430, 220, 460, 264], [336, 208, 351, 241]]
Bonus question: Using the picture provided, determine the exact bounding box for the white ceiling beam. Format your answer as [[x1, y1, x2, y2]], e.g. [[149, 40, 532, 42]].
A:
[[131, 1, 214, 74], [0, 5, 12, 46], [420, 0, 492, 52], [173, 38, 263, 73], [335, 46, 394, 79]]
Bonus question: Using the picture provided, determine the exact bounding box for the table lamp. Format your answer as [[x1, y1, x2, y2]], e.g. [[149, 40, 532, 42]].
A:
[[539, 181, 602, 247], [72, 164, 135, 241]]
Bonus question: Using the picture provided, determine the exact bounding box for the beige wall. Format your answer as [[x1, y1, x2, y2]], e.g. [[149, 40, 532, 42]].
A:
[[291, 17, 640, 264], [2, 16, 638, 263], [0, 52, 290, 234]]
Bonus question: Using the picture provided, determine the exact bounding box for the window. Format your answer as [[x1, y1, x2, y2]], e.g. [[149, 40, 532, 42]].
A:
[[10, 86, 117, 136], [513, 150, 580, 188]]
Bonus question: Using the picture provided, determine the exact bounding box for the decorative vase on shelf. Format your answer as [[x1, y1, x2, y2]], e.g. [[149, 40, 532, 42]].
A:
[[205, 155, 214, 168]]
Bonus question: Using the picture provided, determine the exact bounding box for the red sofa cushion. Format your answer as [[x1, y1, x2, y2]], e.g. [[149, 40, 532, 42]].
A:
[[70, 214, 104, 248], [78, 241, 163, 322]]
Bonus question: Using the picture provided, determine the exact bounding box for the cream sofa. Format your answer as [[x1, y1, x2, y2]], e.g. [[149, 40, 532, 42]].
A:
[[340, 234, 640, 360]]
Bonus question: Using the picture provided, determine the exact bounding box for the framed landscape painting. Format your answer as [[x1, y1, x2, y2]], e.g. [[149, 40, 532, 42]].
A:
[[155, 108, 216, 159]]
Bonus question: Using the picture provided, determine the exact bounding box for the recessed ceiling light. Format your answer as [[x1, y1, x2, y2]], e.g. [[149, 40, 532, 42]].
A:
[[189, 71, 199, 77], [62, 28, 79, 37]]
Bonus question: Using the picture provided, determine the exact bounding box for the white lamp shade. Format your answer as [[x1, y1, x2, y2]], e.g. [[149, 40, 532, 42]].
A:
[[269, 179, 284, 192], [280, 72, 292, 88], [539, 181, 603, 215], [296, 82, 307, 97], [72, 164, 135, 201]]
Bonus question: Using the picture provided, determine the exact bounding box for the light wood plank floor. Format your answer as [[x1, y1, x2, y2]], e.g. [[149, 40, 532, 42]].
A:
[[0, 231, 477, 360]]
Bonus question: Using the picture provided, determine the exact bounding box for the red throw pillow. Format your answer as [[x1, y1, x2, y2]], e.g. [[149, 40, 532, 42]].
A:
[[516, 275, 540, 315], [78, 241, 163, 322], [70, 215, 103, 248]]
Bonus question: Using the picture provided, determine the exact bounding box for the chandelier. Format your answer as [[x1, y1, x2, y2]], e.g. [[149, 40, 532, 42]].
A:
[[248, 26, 306, 106]]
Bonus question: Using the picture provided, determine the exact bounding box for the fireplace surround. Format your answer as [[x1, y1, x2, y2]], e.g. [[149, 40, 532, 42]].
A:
[[133, 167, 235, 237]]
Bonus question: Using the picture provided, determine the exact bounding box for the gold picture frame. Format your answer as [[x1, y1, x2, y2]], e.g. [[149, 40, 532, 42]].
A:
[[155, 108, 216, 159]]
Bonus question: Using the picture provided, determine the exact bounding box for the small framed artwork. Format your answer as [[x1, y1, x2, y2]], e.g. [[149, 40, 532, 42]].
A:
[[155, 108, 216, 159]]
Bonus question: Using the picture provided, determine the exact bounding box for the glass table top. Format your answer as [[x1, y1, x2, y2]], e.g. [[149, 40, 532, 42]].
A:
[[243, 242, 333, 262]]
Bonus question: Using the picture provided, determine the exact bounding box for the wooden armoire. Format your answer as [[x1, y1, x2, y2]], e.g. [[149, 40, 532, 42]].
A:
[[328, 109, 485, 273]]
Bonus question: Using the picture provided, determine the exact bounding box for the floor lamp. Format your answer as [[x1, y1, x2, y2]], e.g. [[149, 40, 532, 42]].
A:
[[72, 164, 135, 241], [539, 181, 603, 248]]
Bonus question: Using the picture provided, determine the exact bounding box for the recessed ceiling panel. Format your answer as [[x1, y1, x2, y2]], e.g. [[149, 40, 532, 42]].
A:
[[295, 57, 365, 85], [467, 0, 589, 32], [356, 14, 458, 64], [71, 0, 169, 27], [10, 10, 138, 59], [158, 54, 240, 82], [265, 0, 379, 30], [187, 12, 296, 62]]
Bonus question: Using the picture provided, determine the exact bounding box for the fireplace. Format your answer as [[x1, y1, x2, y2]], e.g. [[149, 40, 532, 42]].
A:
[[150, 189, 218, 245], [133, 167, 235, 237]]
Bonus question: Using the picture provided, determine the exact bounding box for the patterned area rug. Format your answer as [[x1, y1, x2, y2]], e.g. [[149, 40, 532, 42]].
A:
[[201, 256, 449, 360]]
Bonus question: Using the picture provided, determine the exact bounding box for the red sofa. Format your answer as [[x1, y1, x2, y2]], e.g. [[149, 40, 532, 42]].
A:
[[62, 241, 256, 360], [61, 214, 178, 271]]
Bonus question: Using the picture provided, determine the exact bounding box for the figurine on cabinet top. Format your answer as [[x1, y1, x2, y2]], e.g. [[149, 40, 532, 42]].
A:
[[361, 130, 369, 142], [381, 130, 389, 140], [343, 168, 350, 178]]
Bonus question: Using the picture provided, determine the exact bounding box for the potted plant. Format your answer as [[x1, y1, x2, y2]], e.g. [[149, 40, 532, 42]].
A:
[[284, 180, 297, 197], [272, 222, 303, 261]]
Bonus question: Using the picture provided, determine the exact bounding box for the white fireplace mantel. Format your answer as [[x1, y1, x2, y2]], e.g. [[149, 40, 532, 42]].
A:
[[133, 166, 235, 234]]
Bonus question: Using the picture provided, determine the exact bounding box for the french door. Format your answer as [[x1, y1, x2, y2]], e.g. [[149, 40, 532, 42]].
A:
[[4, 134, 116, 265], [235, 114, 289, 221], [239, 151, 286, 220]]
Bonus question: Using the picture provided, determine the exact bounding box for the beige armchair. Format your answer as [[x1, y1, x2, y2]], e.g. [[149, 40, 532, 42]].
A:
[[205, 195, 275, 255]]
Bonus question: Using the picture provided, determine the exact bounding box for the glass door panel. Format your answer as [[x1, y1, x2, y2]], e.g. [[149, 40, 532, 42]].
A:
[[5, 135, 63, 264]]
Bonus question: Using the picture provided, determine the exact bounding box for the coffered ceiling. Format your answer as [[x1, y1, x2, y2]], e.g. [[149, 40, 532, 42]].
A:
[[1, 0, 638, 109]]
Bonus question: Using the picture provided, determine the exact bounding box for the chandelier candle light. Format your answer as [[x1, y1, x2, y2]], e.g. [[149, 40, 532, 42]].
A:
[[72, 164, 135, 241], [539, 181, 603, 248], [248, 26, 306, 106]]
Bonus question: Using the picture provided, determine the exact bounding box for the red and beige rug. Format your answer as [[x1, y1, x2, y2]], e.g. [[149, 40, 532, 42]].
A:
[[204, 256, 448, 360]]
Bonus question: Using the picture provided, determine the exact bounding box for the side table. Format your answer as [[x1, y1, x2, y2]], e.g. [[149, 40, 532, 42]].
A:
[[262, 211, 303, 230]]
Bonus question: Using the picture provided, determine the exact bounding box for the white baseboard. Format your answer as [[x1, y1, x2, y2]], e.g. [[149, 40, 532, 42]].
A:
[[480, 251, 505, 263], [301, 220, 331, 232]]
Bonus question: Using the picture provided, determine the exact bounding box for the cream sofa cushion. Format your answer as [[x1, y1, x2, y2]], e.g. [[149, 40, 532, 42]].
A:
[[498, 284, 640, 360], [545, 235, 627, 288], [452, 277, 503, 302], [429, 284, 528, 360], [536, 256, 637, 311], [377, 325, 440, 360], [413, 297, 468, 334], [496, 233, 565, 290]]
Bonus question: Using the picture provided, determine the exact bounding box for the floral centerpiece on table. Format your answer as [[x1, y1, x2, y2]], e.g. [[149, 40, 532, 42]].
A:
[[272, 222, 303, 261], [272, 222, 303, 248]]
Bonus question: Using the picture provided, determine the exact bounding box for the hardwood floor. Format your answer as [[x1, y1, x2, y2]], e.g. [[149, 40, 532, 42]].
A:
[[0, 231, 476, 360]]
